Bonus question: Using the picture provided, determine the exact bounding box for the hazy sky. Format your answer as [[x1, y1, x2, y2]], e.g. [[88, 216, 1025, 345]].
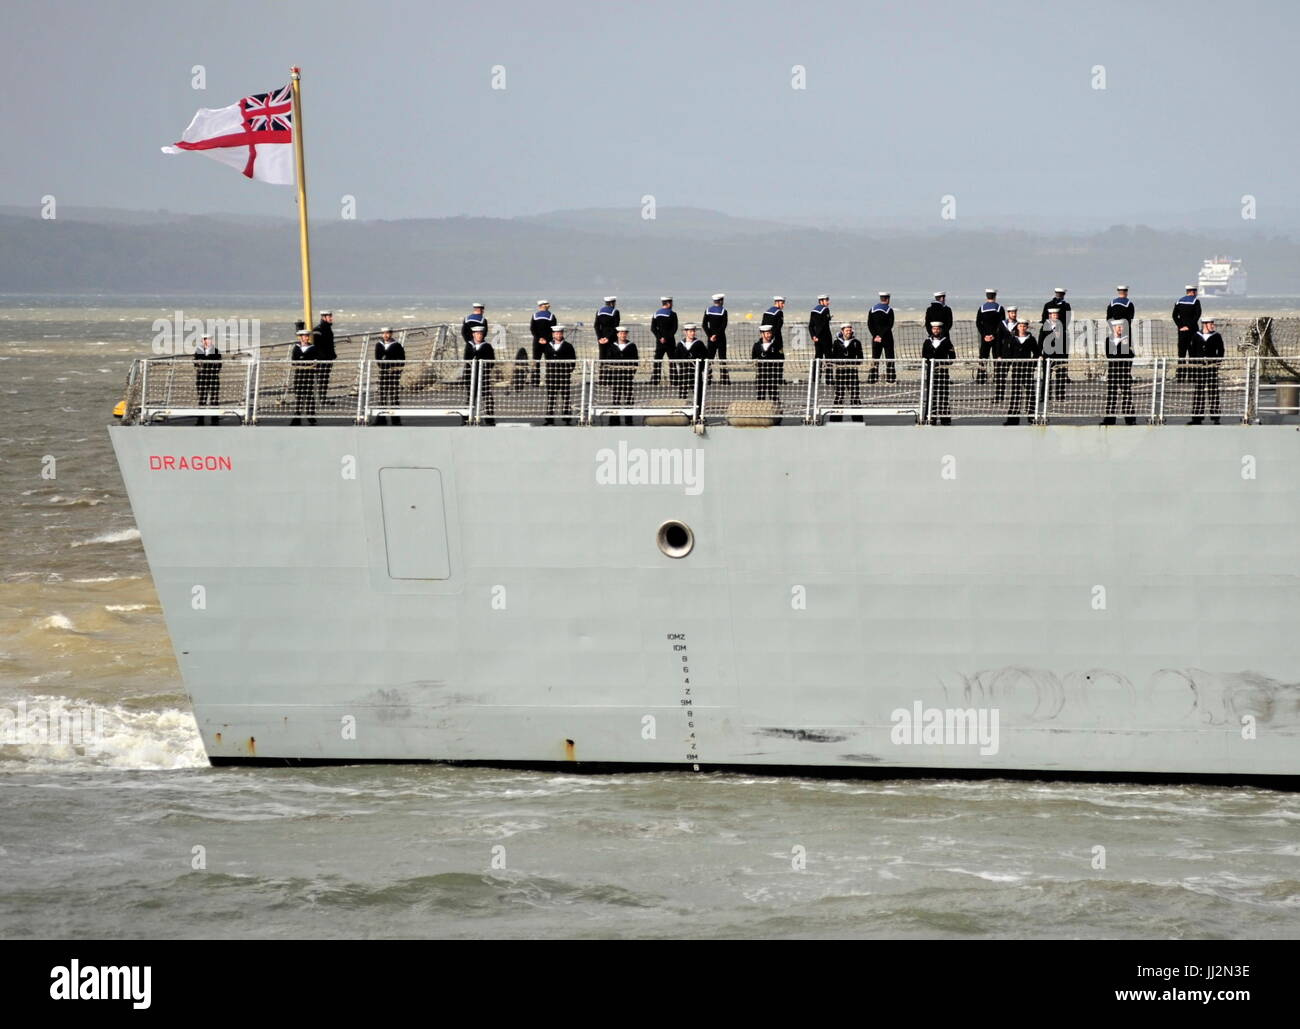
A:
[[4, 0, 1298, 226]]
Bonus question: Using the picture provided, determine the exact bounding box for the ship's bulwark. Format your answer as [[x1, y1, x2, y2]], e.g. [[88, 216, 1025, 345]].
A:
[[108, 425, 1300, 783]]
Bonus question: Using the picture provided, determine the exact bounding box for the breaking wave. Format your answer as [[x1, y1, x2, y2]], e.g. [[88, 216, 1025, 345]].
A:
[[70, 528, 141, 548], [0, 695, 205, 771]]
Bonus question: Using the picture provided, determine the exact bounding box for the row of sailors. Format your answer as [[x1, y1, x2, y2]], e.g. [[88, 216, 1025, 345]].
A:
[[457, 285, 1207, 355], [451, 307, 1228, 370], [448, 313, 1228, 426], [221, 314, 1227, 427], [265, 300, 1225, 425], [274, 287, 1201, 362], [918, 314, 1226, 425]]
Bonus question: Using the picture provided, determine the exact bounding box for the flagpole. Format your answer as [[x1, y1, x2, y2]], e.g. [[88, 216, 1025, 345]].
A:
[[289, 66, 312, 332]]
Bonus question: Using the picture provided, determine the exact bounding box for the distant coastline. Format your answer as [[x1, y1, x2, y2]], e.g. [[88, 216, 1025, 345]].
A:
[[4, 206, 1299, 297]]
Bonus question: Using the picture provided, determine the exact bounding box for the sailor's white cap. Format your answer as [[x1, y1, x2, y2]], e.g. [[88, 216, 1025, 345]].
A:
[[1006, 304, 1018, 310], [537, 299, 551, 305], [603, 296, 617, 303], [759, 323, 774, 331], [933, 290, 946, 297], [817, 293, 829, 301], [711, 293, 725, 301], [319, 309, 332, 316], [297, 327, 311, 336], [1185, 284, 1197, 290], [772, 295, 785, 302], [1054, 286, 1067, 293], [380, 326, 393, 332], [1116, 285, 1129, 291], [984, 288, 997, 295], [551, 323, 566, 332], [469, 322, 485, 332], [471, 301, 485, 307], [929, 321, 945, 327], [615, 325, 629, 333], [1109, 319, 1127, 327], [877, 291, 889, 297], [201, 333, 211, 340], [1200, 314, 1216, 323], [660, 296, 673, 302], [683, 323, 698, 330], [1017, 318, 1030, 325], [839, 322, 853, 328]]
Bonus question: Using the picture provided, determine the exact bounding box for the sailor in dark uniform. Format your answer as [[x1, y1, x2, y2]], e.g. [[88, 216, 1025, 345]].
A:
[[830, 322, 863, 420], [675, 323, 709, 404], [511, 346, 530, 392], [289, 327, 318, 426], [703, 293, 729, 383], [373, 326, 405, 426], [975, 289, 1006, 383], [922, 321, 955, 425], [867, 291, 896, 383], [606, 325, 638, 425], [763, 296, 786, 349], [752, 323, 784, 408], [1172, 285, 1201, 380], [541, 323, 576, 425], [594, 303, 615, 403], [992, 304, 1019, 402], [463, 322, 496, 424], [1003, 319, 1040, 425], [1001, 305, 1019, 340], [193, 333, 222, 424], [1189, 314, 1224, 424], [1040, 287, 1071, 342], [809, 294, 833, 361], [925, 291, 953, 341], [650, 296, 678, 385], [461, 302, 488, 345], [1106, 285, 1135, 337], [313, 309, 336, 405], [529, 299, 557, 387], [594, 296, 620, 346], [1101, 319, 1137, 426], [1038, 308, 1069, 401]]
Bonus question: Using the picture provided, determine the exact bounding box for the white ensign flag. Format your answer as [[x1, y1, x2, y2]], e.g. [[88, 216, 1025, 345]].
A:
[[161, 83, 294, 185]]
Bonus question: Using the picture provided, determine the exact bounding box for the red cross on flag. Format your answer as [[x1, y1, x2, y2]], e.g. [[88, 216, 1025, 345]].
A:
[[162, 84, 294, 184]]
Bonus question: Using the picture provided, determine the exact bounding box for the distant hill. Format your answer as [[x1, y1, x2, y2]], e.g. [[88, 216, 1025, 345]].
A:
[[1, 206, 1297, 295]]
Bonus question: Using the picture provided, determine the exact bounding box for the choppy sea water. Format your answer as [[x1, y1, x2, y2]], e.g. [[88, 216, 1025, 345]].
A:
[[1, 295, 1297, 940]]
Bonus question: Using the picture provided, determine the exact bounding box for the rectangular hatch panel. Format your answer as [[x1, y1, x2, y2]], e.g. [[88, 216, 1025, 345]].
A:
[[379, 467, 451, 579]]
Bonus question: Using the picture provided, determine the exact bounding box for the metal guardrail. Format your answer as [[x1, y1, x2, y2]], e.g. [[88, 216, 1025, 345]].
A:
[[810, 359, 927, 423], [477, 359, 587, 425], [138, 356, 256, 424], [362, 359, 476, 423], [132, 356, 1276, 426], [1157, 358, 1253, 424], [1037, 358, 1162, 425], [699, 358, 814, 424], [923, 359, 1048, 424], [587, 358, 697, 423]]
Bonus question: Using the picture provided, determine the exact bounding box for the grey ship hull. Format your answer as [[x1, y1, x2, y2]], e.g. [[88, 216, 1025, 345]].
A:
[[110, 425, 1300, 784]]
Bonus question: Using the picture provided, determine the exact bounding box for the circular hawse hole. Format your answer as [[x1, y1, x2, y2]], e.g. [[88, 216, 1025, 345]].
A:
[[657, 520, 694, 559]]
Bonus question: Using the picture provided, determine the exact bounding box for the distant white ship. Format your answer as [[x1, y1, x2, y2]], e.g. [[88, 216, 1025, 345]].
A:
[[1197, 256, 1247, 296]]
